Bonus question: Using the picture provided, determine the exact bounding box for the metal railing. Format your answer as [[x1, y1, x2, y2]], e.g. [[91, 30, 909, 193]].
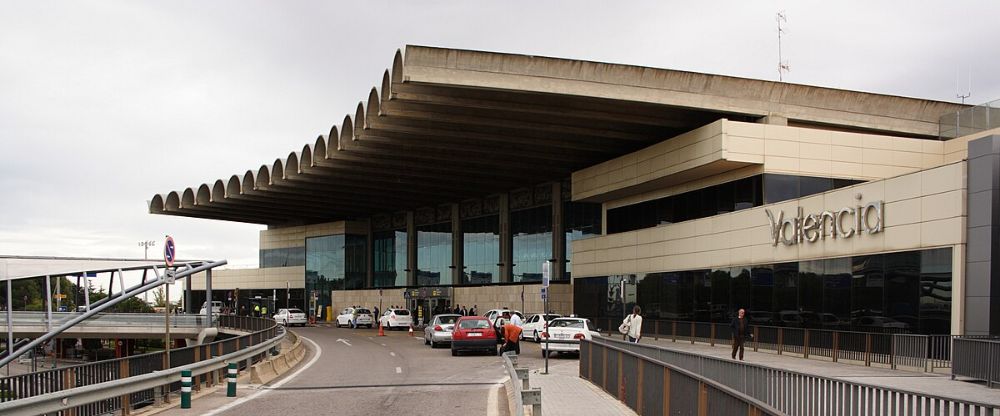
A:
[[0, 311, 213, 328], [940, 98, 1000, 139], [581, 337, 784, 416], [953, 338, 1000, 388], [592, 336, 1000, 416], [502, 352, 540, 416], [593, 318, 975, 372], [0, 315, 280, 415]]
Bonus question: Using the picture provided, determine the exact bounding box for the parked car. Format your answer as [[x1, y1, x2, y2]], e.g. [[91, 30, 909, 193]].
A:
[[424, 314, 460, 348], [483, 308, 524, 324], [336, 307, 375, 328], [521, 313, 562, 342], [273, 308, 307, 327], [451, 316, 498, 356], [199, 301, 223, 315], [540, 317, 601, 357], [379, 308, 413, 329]]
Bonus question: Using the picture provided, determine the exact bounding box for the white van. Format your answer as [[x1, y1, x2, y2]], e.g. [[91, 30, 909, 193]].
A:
[[199, 301, 223, 315]]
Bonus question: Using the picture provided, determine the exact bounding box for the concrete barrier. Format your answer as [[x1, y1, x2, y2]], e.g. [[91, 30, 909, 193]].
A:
[[249, 330, 306, 385]]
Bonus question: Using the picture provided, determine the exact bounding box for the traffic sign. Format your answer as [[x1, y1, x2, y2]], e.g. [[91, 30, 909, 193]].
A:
[[163, 235, 176, 267], [540, 286, 548, 300], [541, 261, 551, 288]]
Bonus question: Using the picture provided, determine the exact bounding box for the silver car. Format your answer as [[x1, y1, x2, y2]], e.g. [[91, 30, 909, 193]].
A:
[[424, 314, 461, 348]]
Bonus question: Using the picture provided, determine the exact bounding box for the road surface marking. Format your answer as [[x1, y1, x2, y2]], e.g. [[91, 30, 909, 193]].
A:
[[389, 352, 396, 357], [487, 384, 499, 416], [336, 338, 352, 347], [380, 343, 386, 347], [201, 336, 322, 416], [395, 367, 402, 374]]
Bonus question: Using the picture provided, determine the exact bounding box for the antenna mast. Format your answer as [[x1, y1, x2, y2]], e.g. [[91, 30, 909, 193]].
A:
[[957, 68, 971, 104], [777, 11, 790, 81]]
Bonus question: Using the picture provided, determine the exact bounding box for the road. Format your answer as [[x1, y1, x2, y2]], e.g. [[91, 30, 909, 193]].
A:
[[200, 326, 546, 416]]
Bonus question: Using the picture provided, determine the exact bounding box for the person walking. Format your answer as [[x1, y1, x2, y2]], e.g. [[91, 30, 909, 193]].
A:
[[730, 308, 750, 361], [253, 304, 260, 317], [261, 305, 268, 319], [621, 305, 643, 343], [460, 305, 468, 316]]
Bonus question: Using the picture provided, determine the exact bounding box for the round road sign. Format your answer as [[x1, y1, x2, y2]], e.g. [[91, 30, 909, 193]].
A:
[[164, 235, 176, 267]]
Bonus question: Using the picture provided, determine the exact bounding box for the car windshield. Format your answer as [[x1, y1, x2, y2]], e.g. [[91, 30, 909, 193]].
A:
[[437, 315, 459, 324], [393, 310, 410, 316], [542, 314, 560, 321], [356, 309, 370, 314], [459, 319, 490, 329], [548, 319, 584, 329], [288, 309, 303, 314]]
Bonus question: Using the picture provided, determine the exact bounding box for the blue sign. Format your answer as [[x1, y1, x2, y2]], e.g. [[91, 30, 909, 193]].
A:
[[164, 236, 176, 267], [540, 286, 548, 301]]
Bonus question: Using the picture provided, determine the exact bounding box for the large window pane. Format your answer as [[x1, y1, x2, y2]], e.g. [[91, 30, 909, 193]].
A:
[[344, 235, 367, 290], [764, 174, 799, 204], [374, 230, 407, 288], [260, 247, 305, 268], [462, 215, 500, 284], [920, 248, 952, 334], [709, 268, 731, 322], [564, 202, 602, 280], [734, 175, 762, 211], [512, 205, 552, 282], [823, 258, 852, 330], [851, 255, 884, 329], [799, 176, 833, 198], [305, 235, 345, 311], [750, 265, 774, 325], [417, 222, 452, 286], [773, 262, 799, 326], [886, 251, 920, 331], [693, 270, 712, 322], [798, 260, 824, 328], [731, 266, 752, 315]]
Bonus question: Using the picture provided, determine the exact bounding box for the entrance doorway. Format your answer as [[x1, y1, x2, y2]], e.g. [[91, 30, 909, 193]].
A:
[[404, 287, 453, 327]]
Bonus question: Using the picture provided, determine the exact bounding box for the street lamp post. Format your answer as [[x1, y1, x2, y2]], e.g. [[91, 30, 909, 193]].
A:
[[139, 240, 155, 304]]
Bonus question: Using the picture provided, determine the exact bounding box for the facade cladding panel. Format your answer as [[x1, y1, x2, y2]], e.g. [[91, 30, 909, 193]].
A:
[[574, 248, 952, 335]]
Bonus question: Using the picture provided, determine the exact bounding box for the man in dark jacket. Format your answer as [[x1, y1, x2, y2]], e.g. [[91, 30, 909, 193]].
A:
[[730, 308, 750, 361]]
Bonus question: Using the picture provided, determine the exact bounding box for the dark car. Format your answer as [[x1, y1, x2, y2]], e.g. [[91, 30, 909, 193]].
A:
[[450, 316, 498, 356]]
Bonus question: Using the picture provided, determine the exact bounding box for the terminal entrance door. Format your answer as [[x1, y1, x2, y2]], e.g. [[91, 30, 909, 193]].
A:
[[404, 287, 452, 326]]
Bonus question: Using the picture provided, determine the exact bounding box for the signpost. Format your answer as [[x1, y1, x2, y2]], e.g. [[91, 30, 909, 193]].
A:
[[163, 235, 175, 403], [542, 260, 551, 374]]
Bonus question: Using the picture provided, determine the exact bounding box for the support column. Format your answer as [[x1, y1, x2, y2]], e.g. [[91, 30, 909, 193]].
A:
[[206, 269, 213, 324], [452, 204, 462, 285], [184, 271, 193, 315], [551, 182, 565, 281], [406, 211, 417, 287], [965, 135, 1000, 336], [500, 194, 512, 283]]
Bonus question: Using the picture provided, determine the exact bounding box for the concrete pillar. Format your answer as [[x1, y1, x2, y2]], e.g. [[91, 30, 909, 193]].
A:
[[206, 269, 213, 323], [406, 211, 417, 287], [184, 272, 193, 315], [551, 182, 565, 281], [500, 194, 512, 283], [965, 135, 1000, 336], [451, 204, 462, 285]]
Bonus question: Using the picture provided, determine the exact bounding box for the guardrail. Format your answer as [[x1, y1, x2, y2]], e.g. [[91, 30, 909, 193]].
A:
[[953, 338, 1000, 388], [581, 337, 784, 415], [0, 311, 213, 329], [0, 315, 280, 415], [594, 336, 1000, 416], [501, 352, 540, 416], [593, 318, 986, 372]]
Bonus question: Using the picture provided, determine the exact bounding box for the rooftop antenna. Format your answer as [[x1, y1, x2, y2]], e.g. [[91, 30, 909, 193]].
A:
[[777, 11, 790, 81], [956, 68, 971, 104]]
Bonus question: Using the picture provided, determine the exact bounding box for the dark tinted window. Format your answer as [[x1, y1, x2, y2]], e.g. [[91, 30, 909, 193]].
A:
[[764, 174, 799, 204]]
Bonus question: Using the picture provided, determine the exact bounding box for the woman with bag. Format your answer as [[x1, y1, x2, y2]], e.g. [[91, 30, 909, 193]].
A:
[[619, 305, 643, 343]]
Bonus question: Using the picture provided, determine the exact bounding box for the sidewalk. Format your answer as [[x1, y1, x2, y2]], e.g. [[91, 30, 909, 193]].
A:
[[640, 336, 1000, 407], [521, 359, 637, 416]]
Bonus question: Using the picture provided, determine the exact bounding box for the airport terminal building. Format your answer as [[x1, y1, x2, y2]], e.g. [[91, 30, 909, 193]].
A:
[[151, 45, 1000, 335]]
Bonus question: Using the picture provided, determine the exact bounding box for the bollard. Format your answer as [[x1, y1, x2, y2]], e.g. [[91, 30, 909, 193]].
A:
[[180, 369, 192, 409], [227, 363, 238, 397]]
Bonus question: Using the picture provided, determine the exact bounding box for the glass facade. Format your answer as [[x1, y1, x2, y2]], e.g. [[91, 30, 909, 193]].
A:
[[417, 222, 452, 286], [512, 205, 552, 282], [305, 234, 368, 309], [374, 229, 407, 288], [606, 174, 863, 234], [462, 215, 500, 284], [574, 248, 953, 335], [260, 247, 304, 268], [564, 201, 602, 280]]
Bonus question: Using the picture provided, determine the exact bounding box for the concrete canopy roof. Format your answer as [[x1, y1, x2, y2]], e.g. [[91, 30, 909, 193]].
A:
[[149, 45, 967, 226]]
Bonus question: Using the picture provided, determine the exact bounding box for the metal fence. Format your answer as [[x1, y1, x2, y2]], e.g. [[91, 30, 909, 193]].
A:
[[953, 338, 1000, 388], [581, 337, 784, 416], [0, 315, 279, 415], [593, 318, 981, 372], [595, 336, 1000, 416]]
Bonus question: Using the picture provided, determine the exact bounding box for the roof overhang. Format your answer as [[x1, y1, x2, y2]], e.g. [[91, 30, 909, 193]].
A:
[[150, 45, 968, 226]]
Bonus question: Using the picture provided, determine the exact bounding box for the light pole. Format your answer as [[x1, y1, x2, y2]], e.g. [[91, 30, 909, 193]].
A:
[[139, 240, 155, 304]]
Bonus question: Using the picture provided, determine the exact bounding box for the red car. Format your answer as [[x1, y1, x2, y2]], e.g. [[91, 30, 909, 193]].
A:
[[451, 316, 498, 356]]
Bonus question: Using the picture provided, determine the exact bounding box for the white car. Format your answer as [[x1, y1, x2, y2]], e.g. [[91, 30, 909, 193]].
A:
[[273, 308, 307, 327], [521, 313, 562, 342], [336, 307, 375, 328], [199, 301, 223, 315], [540, 317, 601, 357], [379, 308, 413, 329]]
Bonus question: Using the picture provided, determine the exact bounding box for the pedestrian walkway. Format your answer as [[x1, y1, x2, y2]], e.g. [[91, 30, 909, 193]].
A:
[[522, 359, 637, 416], [639, 336, 1000, 407]]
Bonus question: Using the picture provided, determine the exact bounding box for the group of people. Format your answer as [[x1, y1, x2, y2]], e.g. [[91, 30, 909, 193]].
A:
[[432, 304, 478, 316], [619, 305, 753, 362]]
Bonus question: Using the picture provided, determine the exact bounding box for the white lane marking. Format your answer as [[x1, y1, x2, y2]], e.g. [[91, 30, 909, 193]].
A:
[[336, 338, 352, 347], [380, 343, 386, 347], [201, 336, 322, 416], [395, 367, 402, 374], [486, 384, 499, 416], [389, 352, 396, 357]]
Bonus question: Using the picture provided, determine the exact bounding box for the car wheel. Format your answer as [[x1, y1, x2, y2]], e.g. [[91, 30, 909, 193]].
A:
[[451, 348, 458, 356], [533, 331, 539, 343]]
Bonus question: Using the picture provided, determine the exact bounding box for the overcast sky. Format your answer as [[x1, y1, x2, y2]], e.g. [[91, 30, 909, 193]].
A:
[[2, 1, 999, 269]]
